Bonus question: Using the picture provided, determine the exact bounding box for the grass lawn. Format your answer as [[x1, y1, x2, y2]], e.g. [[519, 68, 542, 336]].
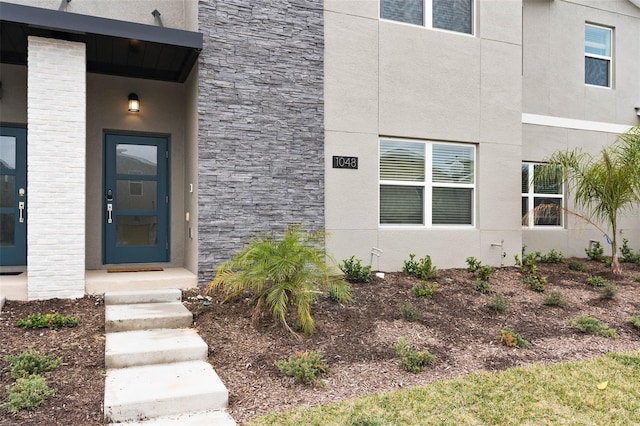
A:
[[247, 350, 640, 425]]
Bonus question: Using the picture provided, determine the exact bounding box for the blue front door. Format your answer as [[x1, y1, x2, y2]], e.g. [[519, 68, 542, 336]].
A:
[[104, 133, 169, 264], [0, 126, 27, 266]]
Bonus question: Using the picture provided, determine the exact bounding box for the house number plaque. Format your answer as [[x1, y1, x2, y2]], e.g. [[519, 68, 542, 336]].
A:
[[332, 156, 358, 169]]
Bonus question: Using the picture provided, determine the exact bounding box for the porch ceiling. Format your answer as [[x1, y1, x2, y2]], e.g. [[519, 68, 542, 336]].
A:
[[0, 2, 202, 83]]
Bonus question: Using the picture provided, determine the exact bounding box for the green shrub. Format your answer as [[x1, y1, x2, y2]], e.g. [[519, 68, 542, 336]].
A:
[[1, 375, 55, 414], [519, 249, 548, 292], [412, 282, 436, 298], [568, 315, 618, 339], [15, 313, 79, 330], [600, 283, 617, 300], [587, 276, 609, 287], [523, 274, 547, 292], [276, 351, 329, 384], [465, 256, 482, 273], [543, 291, 566, 307], [339, 256, 372, 283], [585, 241, 605, 262], [487, 294, 509, 313], [620, 238, 640, 263], [4, 348, 62, 380], [466, 258, 492, 293], [399, 303, 420, 322], [392, 337, 435, 373], [474, 280, 491, 294], [208, 225, 350, 335], [628, 312, 640, 329], [567, 261, 588, 272], [477, 265, 492, 282], [499, 327, 530, 348], [539, 249, 564, 264], [402, 254, 437, 281]]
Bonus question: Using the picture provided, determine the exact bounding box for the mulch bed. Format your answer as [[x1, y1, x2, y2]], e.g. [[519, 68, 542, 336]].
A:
[[1, 259, 640, 425]]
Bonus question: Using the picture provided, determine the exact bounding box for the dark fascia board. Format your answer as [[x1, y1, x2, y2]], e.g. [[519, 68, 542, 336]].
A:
[[0, 1, 202, 51]]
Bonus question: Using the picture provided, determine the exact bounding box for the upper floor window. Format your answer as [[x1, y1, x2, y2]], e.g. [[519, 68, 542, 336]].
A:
[[585, 24, 612, 88], [380, 139, 475, 226], [521, 163, 564, 228], [380, 0, 474, 35]]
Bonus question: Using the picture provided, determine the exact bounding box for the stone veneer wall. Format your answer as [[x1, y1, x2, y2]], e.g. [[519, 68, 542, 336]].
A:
[[197, 0, 325, 283]]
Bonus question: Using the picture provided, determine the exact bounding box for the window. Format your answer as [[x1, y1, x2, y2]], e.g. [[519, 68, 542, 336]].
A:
[[521, 163, 563, 228], [585, 24, 612, 87], [380, 0, 474, 35], [380, 139, 475, 226]]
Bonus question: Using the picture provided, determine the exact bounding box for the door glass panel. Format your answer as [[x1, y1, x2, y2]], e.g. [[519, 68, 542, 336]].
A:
[[1, 175, 15, 207], [0, 136, 16, 170], [116, 144, 157, 175], [116, 180, 157, 210], [116, 216, 158, 246], [0, 213, 15, 246]]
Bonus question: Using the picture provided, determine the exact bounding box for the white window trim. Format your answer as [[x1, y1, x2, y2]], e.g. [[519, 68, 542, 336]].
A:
[[378, 0, 476, 37], [522, 162, 564, 229], [379, 138, 476, 228], [585, 23, 613, 89]]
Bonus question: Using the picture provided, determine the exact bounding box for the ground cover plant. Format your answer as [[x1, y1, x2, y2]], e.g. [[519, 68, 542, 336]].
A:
[[275, 351, 329, 385], [15, 313, 79, 330], [569, 315, 618, 339], [499, 327, 530, 348], [392, 337, 435, 373]]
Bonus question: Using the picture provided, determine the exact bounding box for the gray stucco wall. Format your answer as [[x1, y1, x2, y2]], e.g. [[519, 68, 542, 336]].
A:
[[197, 0, 325, 283]]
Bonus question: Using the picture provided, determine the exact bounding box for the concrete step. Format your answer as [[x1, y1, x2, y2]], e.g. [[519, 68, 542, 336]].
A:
[[105, 328, 208, 368], [104, 361, 229, 423], [105, 289, 182, 306], [86, 268, 197, 295], [106, 410, 236, 425], [105, 302, 192, 333]]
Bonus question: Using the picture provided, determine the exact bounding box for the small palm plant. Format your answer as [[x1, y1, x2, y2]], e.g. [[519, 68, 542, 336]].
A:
[[207, 225, 350, 336]]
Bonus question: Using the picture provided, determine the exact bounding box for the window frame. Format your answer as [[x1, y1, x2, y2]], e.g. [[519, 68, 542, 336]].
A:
[[584, 23, 613, 89], [521, 162, 564, 229], [379, 0, 476, 36], [379, 138, 476, 228]]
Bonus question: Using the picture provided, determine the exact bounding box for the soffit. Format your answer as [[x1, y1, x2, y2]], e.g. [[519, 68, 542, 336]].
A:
[[0, 2, 202, 83]]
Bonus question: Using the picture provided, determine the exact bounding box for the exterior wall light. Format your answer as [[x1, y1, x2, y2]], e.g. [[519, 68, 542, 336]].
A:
[[635, 102, 640, 117], [128, 93, 140, 112]]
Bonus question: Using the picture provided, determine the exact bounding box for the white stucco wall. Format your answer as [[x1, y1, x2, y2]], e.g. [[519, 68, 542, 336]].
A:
[[324, 1, 524, 271], [27, 36, 86, 299]]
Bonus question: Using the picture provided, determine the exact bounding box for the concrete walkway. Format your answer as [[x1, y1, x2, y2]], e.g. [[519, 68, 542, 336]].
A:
[[103, 289, 235, 425]]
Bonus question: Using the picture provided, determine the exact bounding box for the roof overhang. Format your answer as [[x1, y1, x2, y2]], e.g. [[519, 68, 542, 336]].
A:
[[0, 1, 203, 82]]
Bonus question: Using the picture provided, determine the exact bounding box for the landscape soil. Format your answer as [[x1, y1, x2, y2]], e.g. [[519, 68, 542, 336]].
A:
[[1, 259, 640, 425]]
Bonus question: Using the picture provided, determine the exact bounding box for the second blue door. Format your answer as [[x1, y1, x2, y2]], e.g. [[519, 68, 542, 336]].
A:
[[104, 133, 169, 264]]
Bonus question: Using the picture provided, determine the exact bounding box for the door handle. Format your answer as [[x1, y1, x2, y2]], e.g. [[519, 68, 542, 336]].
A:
[[18, 201, 25, 223], [107, 203, 113, 224]]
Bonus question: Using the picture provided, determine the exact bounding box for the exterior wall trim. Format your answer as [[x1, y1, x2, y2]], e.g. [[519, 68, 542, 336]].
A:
[[522, 113, 634, 134]]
